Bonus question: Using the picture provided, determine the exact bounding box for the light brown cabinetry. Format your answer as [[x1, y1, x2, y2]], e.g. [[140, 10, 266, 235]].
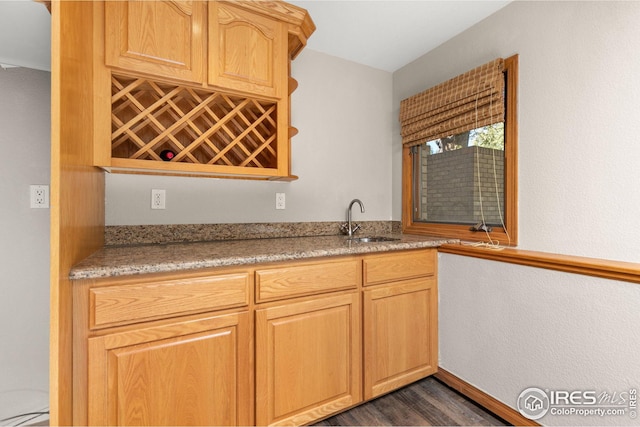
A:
[[105, 1, 206, 83], [255, 257, 361, 303], [89, 272, 250, 328], [73, 268, 253, 426], [209, 2, 287, 97], [256, 293, 362, 426], [87, 312, 251, 426], [97, 0, 314, 180], [363, 249, 437, 286], [254, 257, 362, 425], [73, 249, 438, 426], [362, 250, 438, 399]]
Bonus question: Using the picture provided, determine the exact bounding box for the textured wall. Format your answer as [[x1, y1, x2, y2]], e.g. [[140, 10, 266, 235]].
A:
[[0, 67, 50, 422], [394, 1, 640, 263], [105, 50, 394, 225], [440, 253, 640, 426], [393, 2, 640, 425]]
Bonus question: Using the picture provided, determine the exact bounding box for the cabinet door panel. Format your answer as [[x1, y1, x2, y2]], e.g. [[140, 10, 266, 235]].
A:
[[105, 1, 205, 83], [256, 293, 361, 426], [363, 278, 438, 399], [209, 3, 286, 97], [88, 312, 251, 426]]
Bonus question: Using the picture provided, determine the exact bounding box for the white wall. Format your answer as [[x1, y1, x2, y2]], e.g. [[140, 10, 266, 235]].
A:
[[0, 67, 50, 422], [439, 253, 640, 426], [392, 2, 640, 425], [106, 50, 393, 225], [393, 1, 640, 264]]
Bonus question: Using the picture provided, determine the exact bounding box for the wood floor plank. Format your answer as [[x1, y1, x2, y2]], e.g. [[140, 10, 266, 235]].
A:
[[391, 384, 461, 425], [313, 377, 509, 426], [371, 392, 440, 426], [412, 379, 502, 426], [316, 404, 391, 426]]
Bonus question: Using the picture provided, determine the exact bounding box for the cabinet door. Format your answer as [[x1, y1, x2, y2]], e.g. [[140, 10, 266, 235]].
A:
[[256, 293, 361, 426], [87, 312, 251, 426], [105, 1, 205, 83], [363, 277, 438, 400], [209, 2, 287, 97]]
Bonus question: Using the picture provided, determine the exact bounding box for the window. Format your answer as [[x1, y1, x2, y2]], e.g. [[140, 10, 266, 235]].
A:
[[401, 55, 518, 245]]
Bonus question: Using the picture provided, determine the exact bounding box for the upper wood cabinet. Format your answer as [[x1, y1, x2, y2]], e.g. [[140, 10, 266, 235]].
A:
[[97, 0, 315, 180], [209, 2, 287, 97], [105, 1, 206, 83]]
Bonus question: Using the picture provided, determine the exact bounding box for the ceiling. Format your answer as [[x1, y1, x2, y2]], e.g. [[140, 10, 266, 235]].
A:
[[288, 1, 510, 72], [0, 0, 510, 73], [0, 0, 51, 71]]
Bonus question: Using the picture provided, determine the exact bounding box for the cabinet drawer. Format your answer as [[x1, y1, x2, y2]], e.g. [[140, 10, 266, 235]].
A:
[[90, 273, 250, 328], [256, 258, 360, 303], [363, 250, 436, 286]]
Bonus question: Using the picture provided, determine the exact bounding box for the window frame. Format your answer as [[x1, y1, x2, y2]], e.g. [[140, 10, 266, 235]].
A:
[[402, 54, 518, 245]]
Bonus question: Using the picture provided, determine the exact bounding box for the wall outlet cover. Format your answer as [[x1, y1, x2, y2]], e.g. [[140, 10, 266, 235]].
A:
[[30, 185, 49, 208], [151, 189, 166, 210]]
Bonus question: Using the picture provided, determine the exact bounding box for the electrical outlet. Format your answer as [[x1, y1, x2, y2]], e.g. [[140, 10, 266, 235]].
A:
[[151, 189, 166, 210], [30, 185, 49, 208], [275, 192, 286, 210]]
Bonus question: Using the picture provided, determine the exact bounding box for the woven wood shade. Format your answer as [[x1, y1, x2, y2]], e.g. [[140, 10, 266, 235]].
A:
[[400, 58, 505, 147]]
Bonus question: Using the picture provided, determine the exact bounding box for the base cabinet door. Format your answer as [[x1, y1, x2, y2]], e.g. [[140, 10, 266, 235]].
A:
[[256, 293, 362, 426], [363, 277, 438, 400], [87, 312, 251, 426]]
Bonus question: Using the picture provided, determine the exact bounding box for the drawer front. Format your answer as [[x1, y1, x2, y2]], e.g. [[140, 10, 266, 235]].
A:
[[363, 250, 436, 286], [90, 273, 250, 328], [256, 259, 361, 303]]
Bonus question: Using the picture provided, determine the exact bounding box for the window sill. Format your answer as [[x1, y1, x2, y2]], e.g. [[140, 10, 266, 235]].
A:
[[402, 223, 516, 246]]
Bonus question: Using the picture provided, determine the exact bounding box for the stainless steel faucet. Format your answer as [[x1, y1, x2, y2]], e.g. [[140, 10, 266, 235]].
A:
[[342, 199, 365, 237]]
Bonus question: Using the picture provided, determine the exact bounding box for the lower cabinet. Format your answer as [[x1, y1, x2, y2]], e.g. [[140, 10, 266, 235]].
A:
[[362, 249, 438, 400], [363, 277, 438, 400], [87, 311, 251, 426], [75, 249, 437, 426], [255, 292, 362, 426]]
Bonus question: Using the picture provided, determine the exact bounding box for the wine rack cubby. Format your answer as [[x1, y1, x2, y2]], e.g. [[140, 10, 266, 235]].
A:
[[110, 74, 279, 171]]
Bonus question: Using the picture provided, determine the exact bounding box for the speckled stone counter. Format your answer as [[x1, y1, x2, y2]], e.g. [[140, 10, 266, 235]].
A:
[[70, 234, 457, 280]]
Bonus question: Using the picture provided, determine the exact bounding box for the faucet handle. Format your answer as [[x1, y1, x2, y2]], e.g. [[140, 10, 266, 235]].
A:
[[352, 223, 362, 234], [339, 223, 349, 235]]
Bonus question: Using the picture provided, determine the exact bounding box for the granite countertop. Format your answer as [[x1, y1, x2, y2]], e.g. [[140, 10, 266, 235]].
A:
[[70, 234, 458, 280]]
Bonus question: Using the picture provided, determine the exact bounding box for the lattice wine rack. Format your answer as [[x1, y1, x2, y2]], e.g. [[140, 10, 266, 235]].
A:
[[110, 74, 279, 172]]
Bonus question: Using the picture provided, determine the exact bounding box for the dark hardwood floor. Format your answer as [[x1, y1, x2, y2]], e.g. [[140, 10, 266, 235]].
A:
[[28, 378, 507, 427], [313, 377, 510, 426]]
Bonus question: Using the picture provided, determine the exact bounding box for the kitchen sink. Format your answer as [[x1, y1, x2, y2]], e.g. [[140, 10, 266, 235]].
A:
[[347, 236, 401, 243]]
